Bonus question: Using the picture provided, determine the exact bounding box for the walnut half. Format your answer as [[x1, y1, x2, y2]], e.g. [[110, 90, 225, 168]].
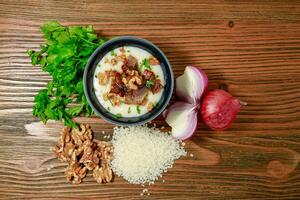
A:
[[149, 56, 160, 65], [98, 72, 109, 85], [93, 164, 113, 183], [127, 75, 142, 90], [65, 163, 88, 184], [147, 102, 154, 111]]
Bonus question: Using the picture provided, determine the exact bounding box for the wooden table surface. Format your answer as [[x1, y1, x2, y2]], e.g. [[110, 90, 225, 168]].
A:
[[1, 0, 300, 199]]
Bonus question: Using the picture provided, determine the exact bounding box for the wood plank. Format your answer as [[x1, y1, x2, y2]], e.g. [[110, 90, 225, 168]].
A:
[[0, 0, 300, 199]]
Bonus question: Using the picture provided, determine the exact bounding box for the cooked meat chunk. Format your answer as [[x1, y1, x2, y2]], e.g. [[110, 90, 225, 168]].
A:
[[127, 55, 138, 69], [121, 55, 138, 73], [109, 71, 123, 85], [125, 86, 149, 105], [121, 59, 129, 72], [110, 82, 125, 97], [143, 69, 155, 80], [151, 79, 163, 94], [109, 71, 126, 97]]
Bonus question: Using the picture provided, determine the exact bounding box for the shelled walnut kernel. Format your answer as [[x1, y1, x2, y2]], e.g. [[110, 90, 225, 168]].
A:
[[54, 124, 113, 184]]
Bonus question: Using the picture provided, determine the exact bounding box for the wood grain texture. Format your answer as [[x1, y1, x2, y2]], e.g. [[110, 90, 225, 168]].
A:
[[0, 0, 300, 199]]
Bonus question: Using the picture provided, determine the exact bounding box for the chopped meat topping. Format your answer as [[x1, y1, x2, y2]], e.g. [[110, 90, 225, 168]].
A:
[[127, 55, 138, 69], [143, 69, 155, 80], [122, 55, 138, 72], [125, 87, 149, 105], [151, 79, 163, 94], [121, 59, 129, 72], [111, 82, 128, 97]]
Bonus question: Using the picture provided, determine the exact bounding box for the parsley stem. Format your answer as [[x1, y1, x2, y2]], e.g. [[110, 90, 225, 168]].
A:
[[81, 38, 98, 46]]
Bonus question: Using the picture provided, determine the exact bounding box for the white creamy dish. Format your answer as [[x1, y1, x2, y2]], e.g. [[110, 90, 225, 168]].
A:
[[93, 46, 165, 118]]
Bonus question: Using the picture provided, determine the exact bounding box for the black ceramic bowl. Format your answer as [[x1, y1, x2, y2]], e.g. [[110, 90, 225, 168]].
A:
[[83, 36, 173, 126]]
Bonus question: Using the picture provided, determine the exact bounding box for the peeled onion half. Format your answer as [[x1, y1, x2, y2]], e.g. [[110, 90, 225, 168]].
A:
[[164, 102, 198, 140], [176, 66, 208, 104]]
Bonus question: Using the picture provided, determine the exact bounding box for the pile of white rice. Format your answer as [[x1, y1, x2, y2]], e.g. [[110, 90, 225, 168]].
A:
[[110, 125, 186, 184]]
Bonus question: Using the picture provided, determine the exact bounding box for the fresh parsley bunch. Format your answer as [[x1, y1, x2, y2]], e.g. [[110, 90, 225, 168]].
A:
[[28, 21, 107, 127]]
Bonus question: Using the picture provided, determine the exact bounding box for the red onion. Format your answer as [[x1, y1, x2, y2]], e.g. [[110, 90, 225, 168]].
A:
[[201, 89, 245, 131], [164, 102, 198, 140], [176, 66, 208, 104]]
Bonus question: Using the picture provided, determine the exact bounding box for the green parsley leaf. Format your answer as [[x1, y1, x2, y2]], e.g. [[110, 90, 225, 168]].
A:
[[128, 107, 131, 113], [139, 58, 152, 71], [110, 50, 116, 56], [66, 105, 84, 117], [28, 21, 108, 127], [114, 113, 122, 119], [136, 106, 141, 114], [146, 80, 154, 88]]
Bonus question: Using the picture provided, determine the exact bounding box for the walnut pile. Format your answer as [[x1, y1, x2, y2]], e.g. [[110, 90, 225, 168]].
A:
[[54, 124, 113, 184]]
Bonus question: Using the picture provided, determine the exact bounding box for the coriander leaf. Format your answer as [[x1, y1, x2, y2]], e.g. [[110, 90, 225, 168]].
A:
[[114, 113, 122, 119], [75, 80, 84, 93], [63, 115, 78, 128], [40, 56, 47, 68], [86, 25, 94, 33], [28, 21, 107, 127], [66, 105, 84, 117], [60, 85, 73, 96], [63, 68, 77, 83], [136, 105, 141, 114], [32, 89, 50, 124], [40, 44, 48, 53], [41, 21, 65, 42], [110, 50, 115, 56], [140, 58, 151, 70], [53, 31, 70, 44], [146, 80, 154, 88]]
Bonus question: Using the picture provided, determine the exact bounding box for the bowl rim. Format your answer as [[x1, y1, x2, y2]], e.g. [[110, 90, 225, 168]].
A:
[[83, 36, 174, 126]]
